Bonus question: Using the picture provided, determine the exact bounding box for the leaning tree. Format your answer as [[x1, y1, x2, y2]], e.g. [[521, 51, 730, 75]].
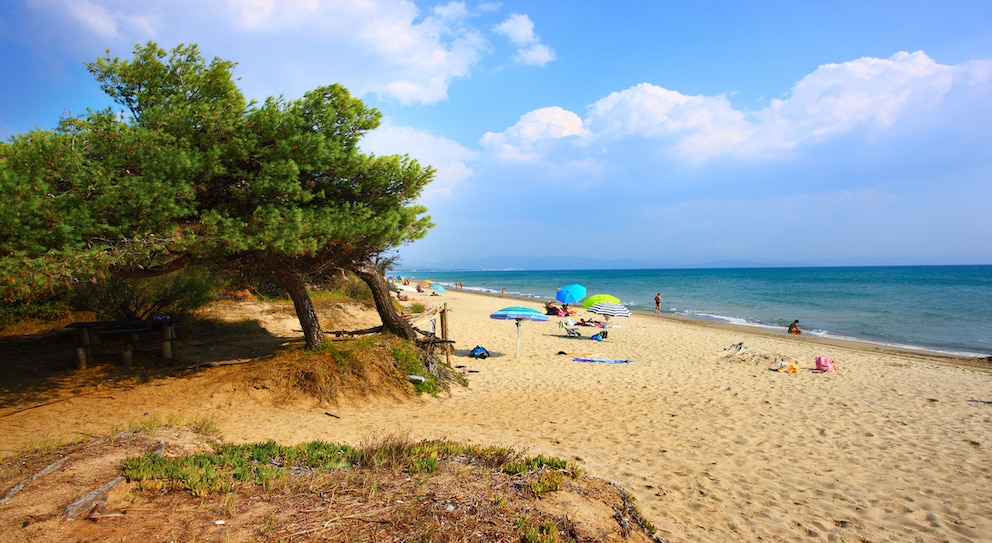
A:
[[0, 42, 434, 349]]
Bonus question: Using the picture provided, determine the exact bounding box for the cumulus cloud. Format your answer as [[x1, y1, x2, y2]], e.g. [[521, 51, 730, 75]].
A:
[[480, 106, 586, 162], [747, 51, 958, 153], [483, 51, 988, 164], [22, 0, 525, 106], [493, 13, 556, 66]]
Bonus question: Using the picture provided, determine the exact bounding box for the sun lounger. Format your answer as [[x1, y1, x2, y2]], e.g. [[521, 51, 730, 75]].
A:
[[565, 327, 582, 338]]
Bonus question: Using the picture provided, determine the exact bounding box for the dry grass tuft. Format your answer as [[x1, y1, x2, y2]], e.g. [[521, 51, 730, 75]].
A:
[[0, 428, 660, 542], [240, 334, 453, 406]]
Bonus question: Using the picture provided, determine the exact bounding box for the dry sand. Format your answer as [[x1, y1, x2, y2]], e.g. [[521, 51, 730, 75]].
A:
[[3, 290, 992, 542]]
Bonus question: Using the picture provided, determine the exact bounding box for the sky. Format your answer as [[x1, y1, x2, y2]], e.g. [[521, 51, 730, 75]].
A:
[[2, 0, 991, 269]]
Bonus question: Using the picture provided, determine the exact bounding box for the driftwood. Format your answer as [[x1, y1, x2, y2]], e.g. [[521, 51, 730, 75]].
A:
[[324, 325, 384, 337], [63, 441, 166, 520], [63, 476, 125, 520], [0, 457, 68, 504], [195, 355, 274, 368]]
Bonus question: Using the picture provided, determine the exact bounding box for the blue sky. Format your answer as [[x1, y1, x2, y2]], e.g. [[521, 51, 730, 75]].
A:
[[2, 1, 991, 269]]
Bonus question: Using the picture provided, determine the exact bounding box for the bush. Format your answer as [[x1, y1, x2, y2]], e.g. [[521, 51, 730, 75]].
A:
[[0, 298, 71, 330], [70, 267, 217, 320]]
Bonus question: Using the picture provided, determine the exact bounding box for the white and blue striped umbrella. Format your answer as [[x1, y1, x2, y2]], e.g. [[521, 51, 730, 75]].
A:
[[490, 306, 549, 358], [587, 301, 631, 319]]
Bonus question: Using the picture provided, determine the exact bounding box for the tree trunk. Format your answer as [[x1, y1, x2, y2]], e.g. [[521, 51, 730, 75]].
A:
[[274, 267, 325, 350], [350, 260, 418, 341]]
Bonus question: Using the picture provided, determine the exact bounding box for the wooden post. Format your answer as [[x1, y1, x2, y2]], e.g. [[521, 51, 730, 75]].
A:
[[121, 344, 133, 368], [440, 304, 448, 340], [439, 304, 451, 365], [75, 347, 87, 370], [161, 323, 176, 362], [79, 327, 94, 369]]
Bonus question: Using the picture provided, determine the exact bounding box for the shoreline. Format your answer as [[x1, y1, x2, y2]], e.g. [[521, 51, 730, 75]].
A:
[[486, 288, 992, 371]]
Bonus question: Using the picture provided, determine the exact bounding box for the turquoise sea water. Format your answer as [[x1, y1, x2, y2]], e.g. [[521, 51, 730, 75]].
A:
[[393, 265, 992, 357]]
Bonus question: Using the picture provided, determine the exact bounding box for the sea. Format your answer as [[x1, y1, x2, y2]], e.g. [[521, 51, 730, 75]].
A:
[[392, 265, 992, 357]]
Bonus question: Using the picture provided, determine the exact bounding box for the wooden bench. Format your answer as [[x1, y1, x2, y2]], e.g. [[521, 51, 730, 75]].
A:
[[66, 318, 178, 369]]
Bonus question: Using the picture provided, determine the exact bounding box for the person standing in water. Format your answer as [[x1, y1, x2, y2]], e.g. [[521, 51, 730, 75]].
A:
[[654, 293, 662, 314]]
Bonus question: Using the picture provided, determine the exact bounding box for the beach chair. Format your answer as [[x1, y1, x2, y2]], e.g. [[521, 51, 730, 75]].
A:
[[565, 327, 582, 338]]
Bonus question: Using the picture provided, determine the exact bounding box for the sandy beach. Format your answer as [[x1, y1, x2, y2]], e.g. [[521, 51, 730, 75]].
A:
[[3, 289, 992, 542]]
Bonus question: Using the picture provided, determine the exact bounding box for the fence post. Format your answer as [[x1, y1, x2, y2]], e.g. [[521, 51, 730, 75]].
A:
[[440, 304, 450, 365]]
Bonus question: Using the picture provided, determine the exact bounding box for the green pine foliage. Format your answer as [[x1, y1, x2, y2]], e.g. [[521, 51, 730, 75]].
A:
[[0, 42, 434, 311]]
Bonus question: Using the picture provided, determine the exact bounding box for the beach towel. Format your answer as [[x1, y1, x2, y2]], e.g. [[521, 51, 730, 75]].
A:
[[815, 356, 836, 372], [573, 357, 633, 364], [775, 361, 801, 374]]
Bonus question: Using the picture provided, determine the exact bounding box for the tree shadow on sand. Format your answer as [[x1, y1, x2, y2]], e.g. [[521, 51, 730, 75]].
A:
[[0, 318, 289, 410]]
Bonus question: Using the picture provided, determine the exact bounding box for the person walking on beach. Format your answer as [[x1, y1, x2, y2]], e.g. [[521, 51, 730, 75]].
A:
[[654, 293, 662, 314]]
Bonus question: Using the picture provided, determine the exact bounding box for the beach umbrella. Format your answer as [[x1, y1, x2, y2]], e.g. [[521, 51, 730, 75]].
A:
[[490, 306, 549, 358], [581, 294, 621, 308], [587, 301, 631, 319], [432, 284, 447, 294], [587, 302, 631, 338], [555, 284, 586, 305]]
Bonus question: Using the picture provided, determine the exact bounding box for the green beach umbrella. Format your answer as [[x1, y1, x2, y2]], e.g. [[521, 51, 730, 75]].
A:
[[581, 294, 621, 308]]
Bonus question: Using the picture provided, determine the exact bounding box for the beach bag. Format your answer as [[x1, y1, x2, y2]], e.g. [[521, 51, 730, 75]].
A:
[[471, 345, 489, 359], [815, 356, 836, 372], [591, 333, 603, 341]]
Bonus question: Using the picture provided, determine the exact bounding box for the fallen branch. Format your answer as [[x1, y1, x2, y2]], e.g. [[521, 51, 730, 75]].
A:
[[324, 325, 384, 337], [195, 355, 273, 368], [0, 457, 68, 504], [63, 476, 125, 520], [63, 441, 166, 520]]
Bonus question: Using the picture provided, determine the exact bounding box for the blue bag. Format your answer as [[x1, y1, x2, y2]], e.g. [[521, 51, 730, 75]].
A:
[[471, 345, 490, 359]]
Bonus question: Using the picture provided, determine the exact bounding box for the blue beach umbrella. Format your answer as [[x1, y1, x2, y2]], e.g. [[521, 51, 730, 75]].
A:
[[432, 284, 447, 294], [490, 306, 549, 358], [555, 284, 587, 305]]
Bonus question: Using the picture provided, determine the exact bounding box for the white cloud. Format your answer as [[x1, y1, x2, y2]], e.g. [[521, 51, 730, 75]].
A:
[[361, 121, 479, 200], [493, 13, 535, 45], [516, 43, 555, 66], [25, 0, 507, 106], [585, 83, 753, 159], [62, 0, 119, 39], [748, 51, 958, 153], [493, 13, 556, 66], [483, 51, 988, 164], [29, 0, 156, 40], [480, 106, 587, 162]]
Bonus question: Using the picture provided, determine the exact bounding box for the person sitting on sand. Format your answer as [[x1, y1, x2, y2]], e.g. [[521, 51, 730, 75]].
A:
[[545, 301, 561, 315], [788, 320, 802, 335]]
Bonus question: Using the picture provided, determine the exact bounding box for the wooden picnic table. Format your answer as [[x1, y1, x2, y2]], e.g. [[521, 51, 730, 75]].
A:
[[66, 317, 178, 369]]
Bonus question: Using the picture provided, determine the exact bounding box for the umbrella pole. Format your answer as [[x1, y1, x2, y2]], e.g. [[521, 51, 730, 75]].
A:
[[515, 320, 521, 359]]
